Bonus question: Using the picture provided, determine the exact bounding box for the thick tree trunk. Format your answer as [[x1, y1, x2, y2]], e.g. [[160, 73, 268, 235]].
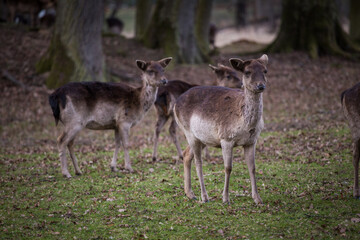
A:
[[350, 0, 360, 43], [141, 0, 210, 64], [36, 0, 105, 89], [135, 0, 153, 40], [266, 0, 359, 58], [195, 0, 213, 61]]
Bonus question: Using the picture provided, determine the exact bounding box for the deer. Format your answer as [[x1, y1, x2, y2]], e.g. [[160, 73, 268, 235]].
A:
[[341, 83, 360, 199], [48, 57, 172, 178], [152, 64, 243, 162], [173, 54, 268, 204]]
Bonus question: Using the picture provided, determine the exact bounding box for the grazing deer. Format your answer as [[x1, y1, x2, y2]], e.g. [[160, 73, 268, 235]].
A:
[[49, 57, 172, 178], [341, 83, 360, 199], [152, 64, 242, 162], [174, 55, 268, 204]]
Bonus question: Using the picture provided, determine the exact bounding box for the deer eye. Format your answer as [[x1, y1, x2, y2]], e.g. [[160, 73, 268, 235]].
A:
[[226, 75, 231, 79], [147, 70, 155, 75], [264, 69, 268, 74], [244, 71, 251, 77]]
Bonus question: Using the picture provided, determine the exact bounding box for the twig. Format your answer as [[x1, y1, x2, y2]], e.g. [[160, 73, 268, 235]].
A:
[[1, 69, 29, 91]]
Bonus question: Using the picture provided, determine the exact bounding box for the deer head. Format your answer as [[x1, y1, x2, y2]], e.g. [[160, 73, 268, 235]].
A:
[[230, 54, 268, 93], [209, 63, 243, 89], [136, 57, 172, 87]]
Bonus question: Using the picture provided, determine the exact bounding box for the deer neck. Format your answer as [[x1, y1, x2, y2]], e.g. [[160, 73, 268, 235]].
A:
[[243, 87, 263, 128], [139, 76, 158, 113]]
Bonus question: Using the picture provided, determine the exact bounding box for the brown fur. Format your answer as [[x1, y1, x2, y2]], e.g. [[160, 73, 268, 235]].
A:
[[49, 57, 172, 178], [151, 65, 242, 161], [174, 55, 268, 204], [341, 82, 360, 199]]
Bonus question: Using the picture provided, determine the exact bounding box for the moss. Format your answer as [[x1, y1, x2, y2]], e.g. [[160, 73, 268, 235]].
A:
[[45, 34, 75, 89]]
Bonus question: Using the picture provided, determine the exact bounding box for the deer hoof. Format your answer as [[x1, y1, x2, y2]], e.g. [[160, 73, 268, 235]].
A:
[[152, 156, 157, 162], [75, 170, 82, 176], [110, 166, 119, 172], [125, 166, 134, 173], [63, 172, 72, 178], [253, 196, 263, 205], [186, 191, 196, 200]]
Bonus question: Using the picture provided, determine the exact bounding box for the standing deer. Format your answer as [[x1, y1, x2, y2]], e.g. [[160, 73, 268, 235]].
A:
[[341, 83, 360, 199], [49, 57, 172, 178], [152, 64, 242, 162], [174, 55, 268, 204]]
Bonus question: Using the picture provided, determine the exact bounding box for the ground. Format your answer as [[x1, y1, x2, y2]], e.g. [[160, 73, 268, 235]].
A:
[[0, 24, 360, 239]]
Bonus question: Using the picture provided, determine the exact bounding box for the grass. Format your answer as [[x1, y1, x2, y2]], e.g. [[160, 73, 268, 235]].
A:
[[1, 126, 359, 239]]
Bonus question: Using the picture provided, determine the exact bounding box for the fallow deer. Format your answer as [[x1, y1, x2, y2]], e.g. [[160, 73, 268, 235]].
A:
[[49, 57, 172, 178], [174, 55, 268, 204], [152, 64, 242, 162], [341, 83, 360, 199]]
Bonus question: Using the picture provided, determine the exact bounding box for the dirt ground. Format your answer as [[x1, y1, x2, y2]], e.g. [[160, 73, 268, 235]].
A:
[[0, 24, 359, 159]]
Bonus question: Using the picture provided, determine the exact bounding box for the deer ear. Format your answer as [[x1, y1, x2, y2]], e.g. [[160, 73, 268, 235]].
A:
[[136, 60, 148, 71], [218, 63, 227, 68], [209, 64, 217, 71], [258, 54, 268, 65], [158, 57, 172, 68], [229, 58, 245, 72]]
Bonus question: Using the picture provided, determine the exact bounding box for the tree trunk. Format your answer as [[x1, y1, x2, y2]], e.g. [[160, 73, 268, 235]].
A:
[[350, 0, 360, 43], [141, 0, 210, 64], [195, 0, 213, 61], [266, 0, 359, 58], [36, 0, 105, 89], [135, 0, 153, 40]]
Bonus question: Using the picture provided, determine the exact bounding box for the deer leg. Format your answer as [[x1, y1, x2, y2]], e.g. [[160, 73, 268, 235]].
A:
[[204, 146, 210, 160], [244, 144, 262, 204], [110, 128, 121, 172], [120, 126, 134, 173], [353, 139, 360, 199], [68, 139, 82, 175], [152, 115, 168, 161], [58, 125, 82, 178], [221, 140, 233, 204], [169, 119, 183, 161], [192, 141, 209, 203], [183, 145, 196, 200]]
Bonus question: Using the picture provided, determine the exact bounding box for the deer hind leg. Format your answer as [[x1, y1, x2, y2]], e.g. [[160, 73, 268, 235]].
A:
[[221, 140, 233, 204], [120, 126, 134, 173], [111, 128, 121, 172], [169, 118, 183, 162], [68, 139, 82, 175], [192, 140, 209, 203], [244, 144, 262, 204], [183, 145, 196, 200], [353, 139, 360, 199], [152, 114, 168, 161], [58, 124, 82, 178], [204, 146, 210, 160]]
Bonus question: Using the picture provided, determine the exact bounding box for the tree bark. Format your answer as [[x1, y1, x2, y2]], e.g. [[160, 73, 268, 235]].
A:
[[350, 0, 360, 43], [266, 0, 359, 58], [36, 0, 105, 89], [135, 0, 153, 40], [141, 0, 210, 64], [195, 0, 213, 61]]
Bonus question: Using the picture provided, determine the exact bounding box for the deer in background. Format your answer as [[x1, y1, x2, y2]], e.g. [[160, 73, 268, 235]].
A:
[[341, 83, 360, 199], [49, 57, 172, 178], [152, 64, 242, 162], [174, 55, 268, 204]]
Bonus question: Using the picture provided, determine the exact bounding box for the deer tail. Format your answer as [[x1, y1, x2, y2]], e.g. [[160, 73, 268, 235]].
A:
[[48, 90, 66, 126], [341, 89, 347, 106]]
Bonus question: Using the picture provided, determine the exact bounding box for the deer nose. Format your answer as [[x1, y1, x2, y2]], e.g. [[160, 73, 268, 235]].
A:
[[257, 83, 265, 91], [161, 78, 168, 85]]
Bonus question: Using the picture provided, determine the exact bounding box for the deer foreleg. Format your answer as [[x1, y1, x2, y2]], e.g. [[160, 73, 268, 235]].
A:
[[192, 141, 209, 203], [169, 119, 183, 161], [68, 139, 82, 175], [353, 139, 360, 199], [152, 115, 168, 161], [221, 140, 233, 204], [120, 126, 134, 173], [244, 144, 262, 204], [111, 128, 121, 172]]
